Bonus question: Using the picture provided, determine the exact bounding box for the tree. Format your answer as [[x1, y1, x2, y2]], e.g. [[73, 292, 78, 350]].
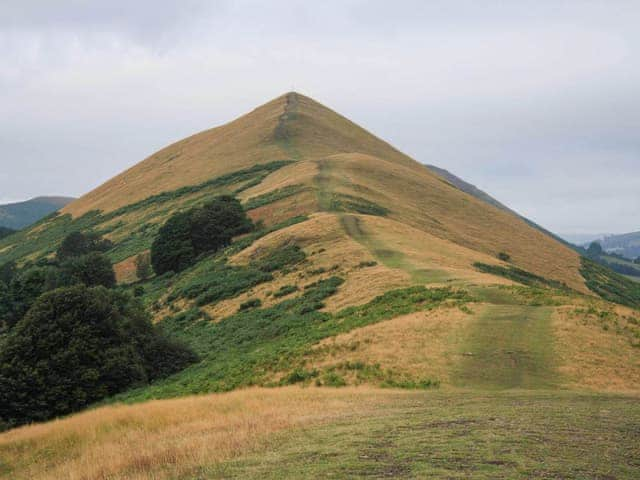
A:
[[0, 285, 196, 428], [150, 211, 195, 275], [0, 266, 54, 329], [190, 196, 253, 255], [57, 231, 113, 261], [60, 252, 116, 288], [0, 261, 17, 284], [587, 242, 604, 258], [150, 196, 253, 275], [134, 252, 152, 280]]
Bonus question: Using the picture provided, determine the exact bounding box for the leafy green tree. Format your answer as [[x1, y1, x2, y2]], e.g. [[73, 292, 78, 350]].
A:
[[0, 266, 54, 329], [190, 196, 253, 255], [56, 231, 113, 261], [150, 196, 252, 275], [150, 211, 195, 275], [0, 285, 196, 427], [60, 252, 116, 288]]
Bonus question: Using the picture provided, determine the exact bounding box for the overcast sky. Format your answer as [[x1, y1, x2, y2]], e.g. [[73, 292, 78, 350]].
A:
[[1, 1, 638, 235]]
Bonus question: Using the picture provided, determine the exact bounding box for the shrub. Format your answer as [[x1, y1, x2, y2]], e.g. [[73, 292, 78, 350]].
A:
[[497, 252, 511, 262], [253, 245, 306, 273], [57, 231, 113, 261], [0, 285, 196, 427], [273, 285, 298, 298], [239, 298, 262, 311], [61, 252, 116, 288], [135, 252, 152, 280]]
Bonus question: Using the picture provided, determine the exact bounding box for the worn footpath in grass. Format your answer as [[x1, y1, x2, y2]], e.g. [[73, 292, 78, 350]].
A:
[[453, 305, 559, 389], [214, 390, 640, 480], [341, 214, 450, 284]]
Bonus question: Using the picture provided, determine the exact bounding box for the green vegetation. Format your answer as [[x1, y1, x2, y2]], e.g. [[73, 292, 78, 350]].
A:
[[253, 245, 306, 273], [215, 391, 640, 479], [273, 284, 298, 298], [244, 184, 307, 210], [580, 257, 640, 308], [453, 305, 558, 389], [0, 285, 195, 428], [239, 298, 262, 311], [60, 251, 116, 288], [328, 193, 389, 216], [497, 251, 511, 262], [0, 161, 294, 267], [167, 263, 272, 307], [150, 196, 252, 275], [474, 263, 569, 291], [113, 280, 468, 402], [0, 227, 15, 240], [108, 161, 294, 217], [134, 252, 152, 280], [56, 230, 113, 261]]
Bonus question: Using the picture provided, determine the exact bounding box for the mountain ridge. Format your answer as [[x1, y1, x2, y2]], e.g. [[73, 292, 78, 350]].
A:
[[0, 196, 75, 230]]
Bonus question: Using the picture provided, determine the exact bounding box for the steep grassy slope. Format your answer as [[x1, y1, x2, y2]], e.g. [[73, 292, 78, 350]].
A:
[[20, 92, 584, 293], [0, 196, 74, 230], [1, 92, 640, 478]]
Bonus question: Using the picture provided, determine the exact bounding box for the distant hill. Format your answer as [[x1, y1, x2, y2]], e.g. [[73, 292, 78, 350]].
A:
[[424, 164, 575, 250], [0, 226, 15, 240], [0, 196, 75, 230], [596, 231, 640, 260]]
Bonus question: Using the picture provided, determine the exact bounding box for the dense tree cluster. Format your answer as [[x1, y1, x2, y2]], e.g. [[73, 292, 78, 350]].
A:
[[0, 285, 195, 427], [0, 230, 196, 428], [151, 196, 253, 275], [56, 231, 113, 261]]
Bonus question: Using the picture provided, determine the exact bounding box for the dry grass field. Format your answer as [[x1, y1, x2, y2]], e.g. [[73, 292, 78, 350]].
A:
[[0, 388, 399, 480]]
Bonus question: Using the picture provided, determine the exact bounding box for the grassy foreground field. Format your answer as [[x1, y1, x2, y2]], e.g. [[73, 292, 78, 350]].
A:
[[0, 388, 638, 479]]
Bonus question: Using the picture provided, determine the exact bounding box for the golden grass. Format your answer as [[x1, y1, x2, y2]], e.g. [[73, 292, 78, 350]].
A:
[[52, 91, 586, 296], [306, 305, 474, 385], [318, 152, 587, 293], [0, 387, 400, 480], [553, 306, 640, 393]]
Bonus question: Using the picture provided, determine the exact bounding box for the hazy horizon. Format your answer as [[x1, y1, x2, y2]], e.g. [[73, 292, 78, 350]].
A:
[[1, 1, 638, 235]]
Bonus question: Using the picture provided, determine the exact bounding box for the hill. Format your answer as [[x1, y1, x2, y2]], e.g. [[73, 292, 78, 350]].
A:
[[597, 231, 640, 260], [0, 196, 75, 230], [1, 92, 639, 478]]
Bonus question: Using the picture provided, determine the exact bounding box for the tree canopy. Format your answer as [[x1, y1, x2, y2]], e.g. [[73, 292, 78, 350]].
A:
[[151, 196, 252, 275], [0, 285, 196, 428]]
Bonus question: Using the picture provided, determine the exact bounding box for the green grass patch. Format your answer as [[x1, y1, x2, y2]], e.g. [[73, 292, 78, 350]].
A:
[[580, 257, 640, 308], [111, 280, 468, 402], [252, 245, 306, 273], [453, 305, 558, 389], [244, 185, 307, 211], [474, 263, 569, 291], [214, 391, 640, 479], [328, 193, 389, 216]]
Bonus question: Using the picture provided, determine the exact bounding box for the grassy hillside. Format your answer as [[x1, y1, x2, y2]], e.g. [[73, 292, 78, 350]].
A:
[[0, 196, 74, 230], [1, 92, 639, 478]]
